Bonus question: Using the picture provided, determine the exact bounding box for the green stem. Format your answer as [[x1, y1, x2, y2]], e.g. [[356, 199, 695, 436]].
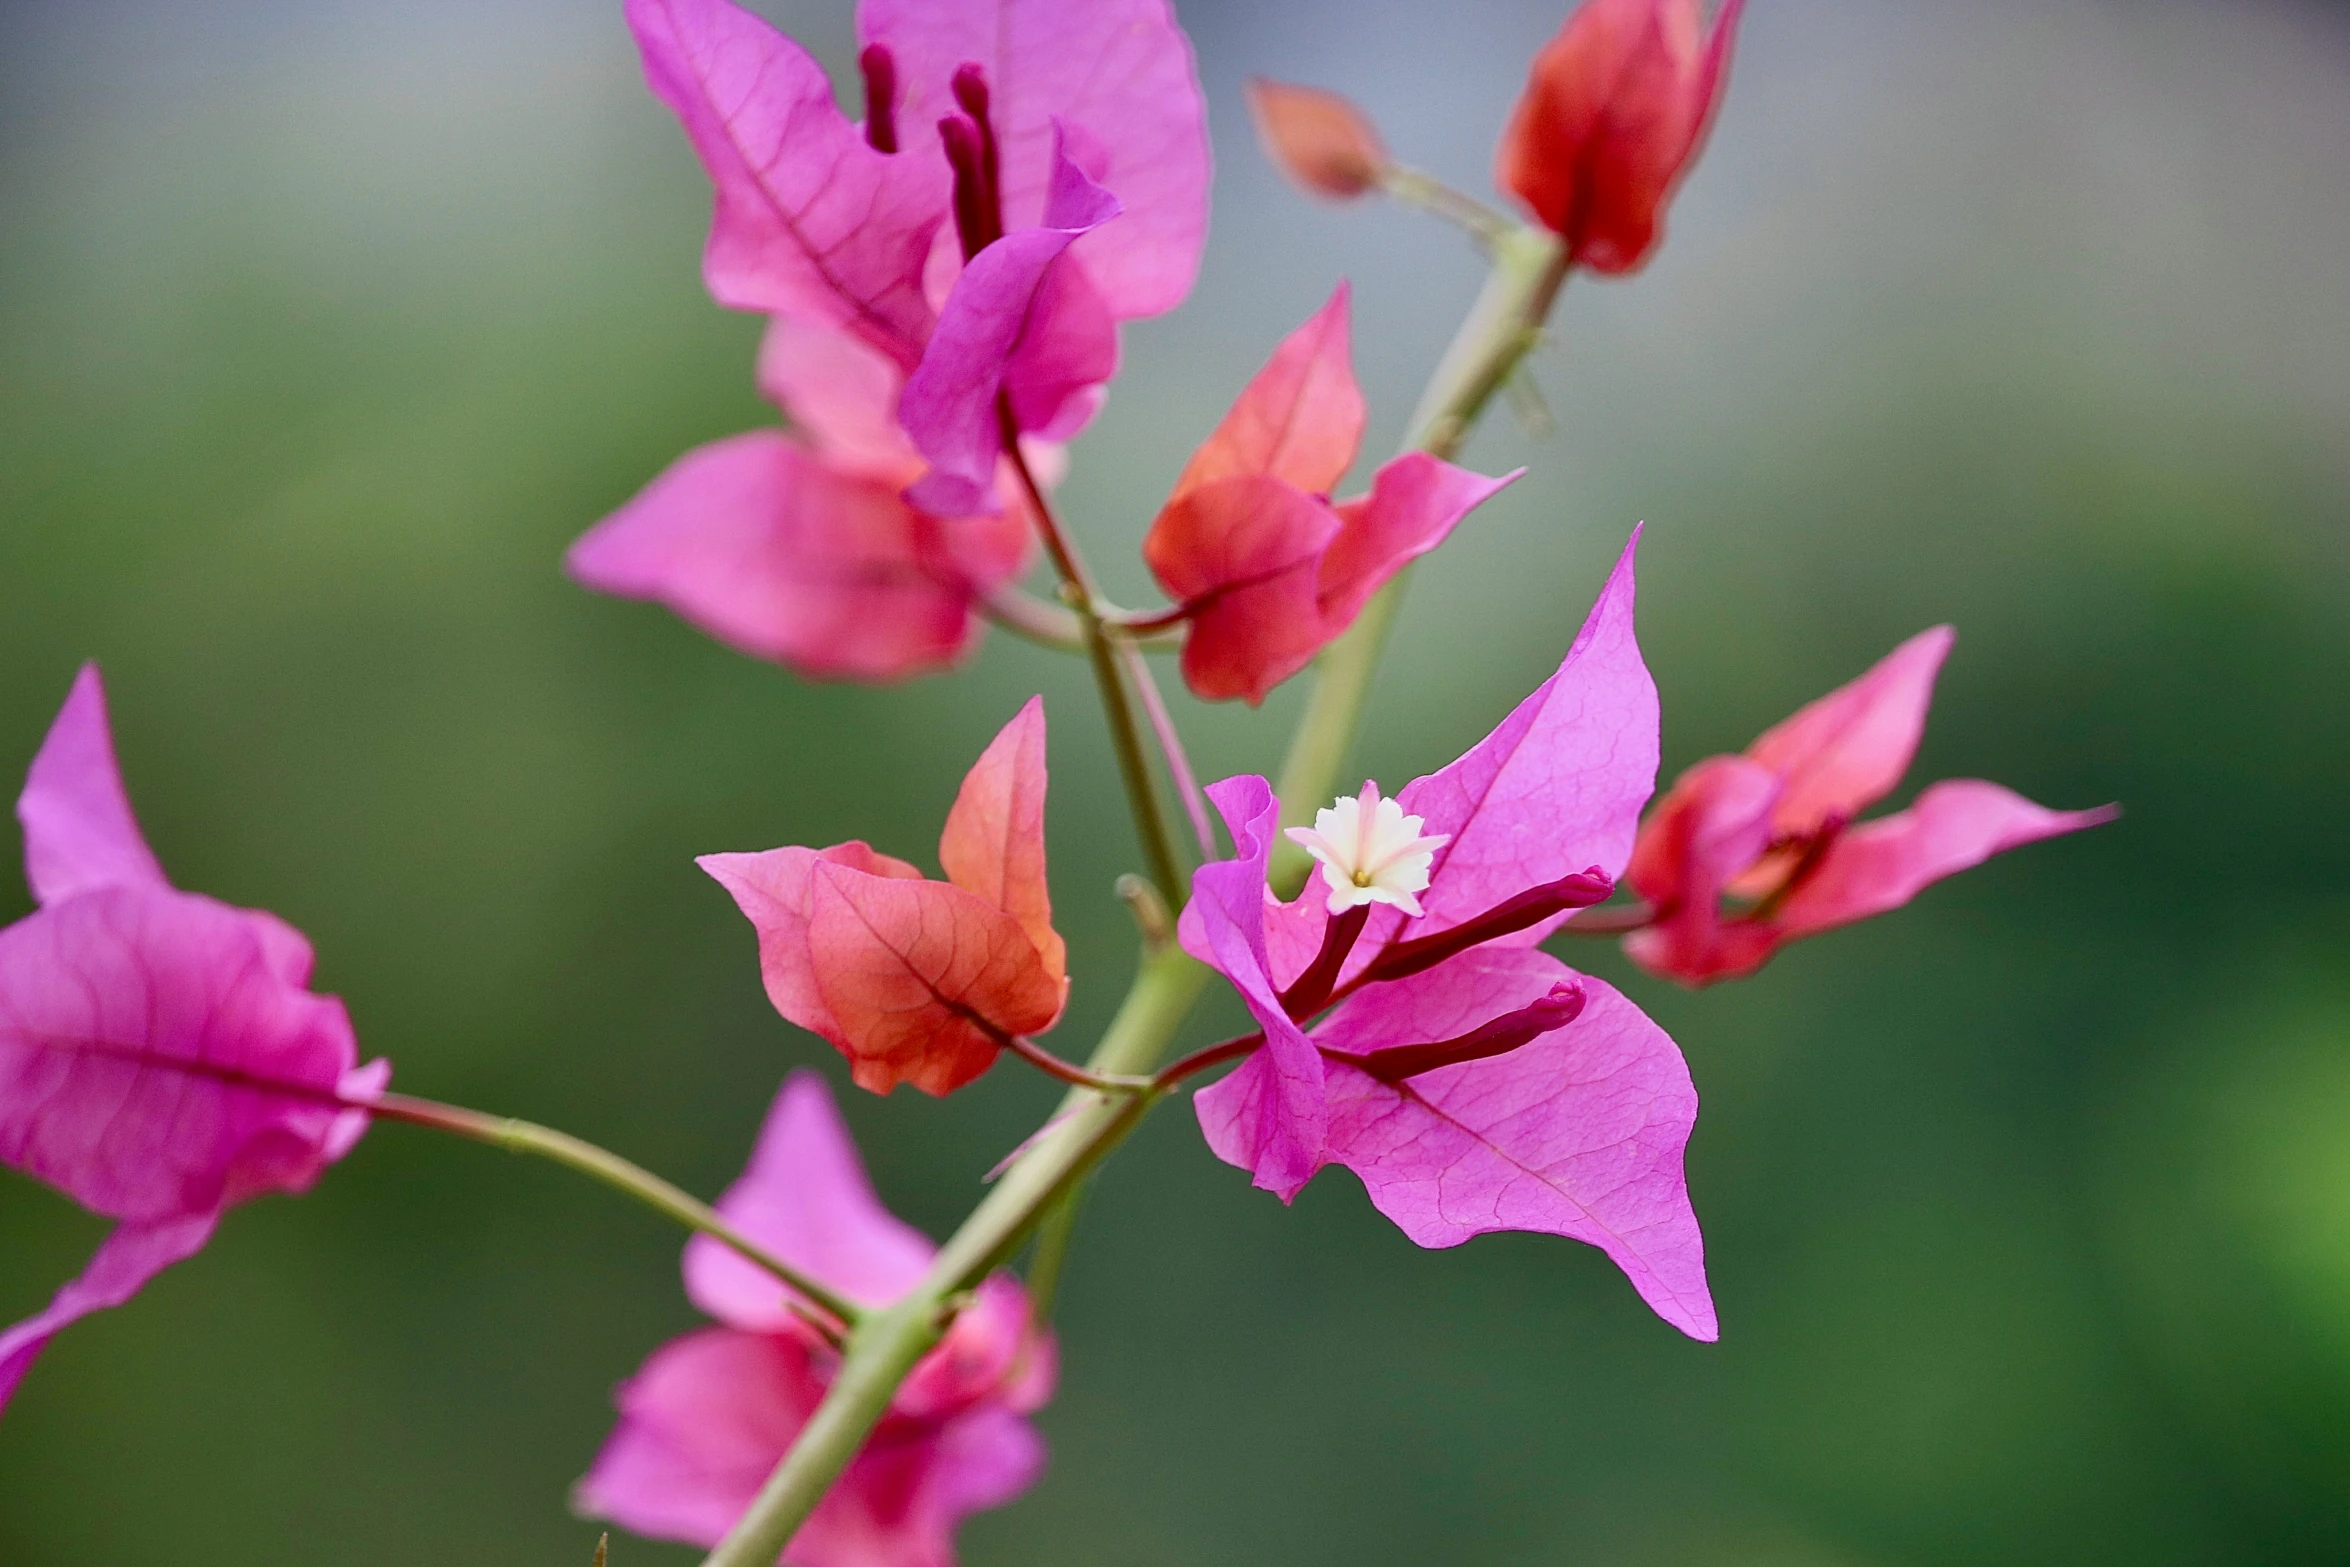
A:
[[369, 1093, 864, 1329], [700, 945, 1207, 1567], [999, 400, 1189, 905], [1271, 225, 1570, 896]]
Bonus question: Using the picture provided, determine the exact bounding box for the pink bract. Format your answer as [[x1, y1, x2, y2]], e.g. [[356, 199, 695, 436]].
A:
[[0, 666, 386, 1412], [1624, 626, 2118, 984], [578, 1071, 1052, 1567], [1177, 535, 1715, 1340]]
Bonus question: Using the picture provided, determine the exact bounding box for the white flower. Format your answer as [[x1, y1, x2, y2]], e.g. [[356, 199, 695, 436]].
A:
[[1284, 782, 1450, 917]]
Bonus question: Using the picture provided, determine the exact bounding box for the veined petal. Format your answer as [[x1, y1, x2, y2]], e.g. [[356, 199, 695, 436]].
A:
[[699, 843, 928, 1053], [1172, 282, 1365, 500], [1179, 776, 1326, 1197], [683, 1071, 935, 1329], [859, 0, 1210, 320], [938, 698, 1065, 986], [899, 139, 1122, 515], [1145, 475, 1340, 705], [1396, 527, 1659, 941], [1315, 453, 1520, 630], [806, 865, 1065, 1096], [567, 430, 1026, 682], [627, 0, 948, 363], [1317, 956, 1715, 1340]]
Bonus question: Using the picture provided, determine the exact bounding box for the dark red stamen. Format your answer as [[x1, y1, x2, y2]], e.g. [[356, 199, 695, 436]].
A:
[[859, 44, 899, 153], [938, 115, 998, 260], [1279, 903, 1369, 1021], [1324, 982, 1587, 1083], [950, 64, 1002, 219], [1363, 867, 1614, 986]]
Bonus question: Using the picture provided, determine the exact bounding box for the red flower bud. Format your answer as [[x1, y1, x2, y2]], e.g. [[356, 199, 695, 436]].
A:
[[1244, 76, 1390, 200], [1495, 0, 1744, 273]]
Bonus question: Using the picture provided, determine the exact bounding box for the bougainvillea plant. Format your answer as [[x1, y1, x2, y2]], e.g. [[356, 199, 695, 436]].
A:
[[0, 0, 2115, 1562]]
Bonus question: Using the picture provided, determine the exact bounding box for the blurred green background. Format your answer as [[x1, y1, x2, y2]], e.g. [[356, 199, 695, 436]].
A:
[[3, 0, 2347, 1561]]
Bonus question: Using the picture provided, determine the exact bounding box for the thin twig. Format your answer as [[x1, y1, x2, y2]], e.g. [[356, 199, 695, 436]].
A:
[[996, 396, 1189, 903], [1116, 635, 1217, 861], [1002, 1033, 1152, 1096]]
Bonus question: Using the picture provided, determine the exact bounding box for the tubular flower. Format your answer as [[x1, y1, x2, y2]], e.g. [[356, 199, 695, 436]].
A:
[[701, 699, 1068, 1096], [1622, 627, 2117, 986], [1177, 533, 1717, 1341], [1496, 0, 1745, 274], [0, 667, 386, 1412], [1143, 283, 1520, 703], [578, 1071, 1054, 1567]]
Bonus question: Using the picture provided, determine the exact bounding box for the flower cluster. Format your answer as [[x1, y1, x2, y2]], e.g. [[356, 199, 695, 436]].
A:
[[0, 3, 2120, 1567]]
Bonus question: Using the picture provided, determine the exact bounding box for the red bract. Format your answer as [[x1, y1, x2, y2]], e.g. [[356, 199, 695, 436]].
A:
[[0, 667, 386, 1411], [1143, 284, 1519, 703], [578, 1072, 1053, 1567], [1176, 535, 1717, 1340], [1244, 78, 1390, 200], [1496, 0, 1745, 274], [1623, 627, 2118, 985], [701, 699, 1067, 1096]]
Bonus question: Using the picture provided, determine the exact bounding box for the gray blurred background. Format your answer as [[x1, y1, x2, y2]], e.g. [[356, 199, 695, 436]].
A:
[[2, 0, 2347, 1562]]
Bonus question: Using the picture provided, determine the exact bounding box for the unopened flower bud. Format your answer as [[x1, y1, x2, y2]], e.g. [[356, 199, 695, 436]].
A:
[[1244, 77, 1390, 200]]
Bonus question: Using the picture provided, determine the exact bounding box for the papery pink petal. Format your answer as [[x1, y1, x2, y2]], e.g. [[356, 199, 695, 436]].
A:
[[1172, 283, 1365, 500], [859, 0, 1210, 320], [700, 842, 927, 1047], [1316, 954, 1715, 1340], [18, 664, 167, 906], [937, 698, 1064, 987], [1180, 776, 1326, 1198], [1145, 475, 1340, 705], [1621, 753, 1781, 985], [1745, 626, 1955, 835], [806, 864, 1065, 1097], [1000, 259, 1118, 444], [685, 1071, 935, 1329], [899, 141, 1122, 515], [567, 430, 1025, 682], [0, 887, 371, 1224], [757, 317, 924, 483], [576, 1326, 828, 1551], [579, 1323, 1048, 1567], [0, 1210, 217, 1412], [626, 0, 948, 364], [1315, 453, 1520, 629], [1396, 527, 1659, 939], [1773, 780, 2118, 941]]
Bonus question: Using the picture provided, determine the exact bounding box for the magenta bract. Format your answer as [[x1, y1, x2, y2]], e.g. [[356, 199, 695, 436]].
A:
[[578, 1071, 1053, 1567], [0, 666, 386, 1411], [1176, 534, 1716, 1340]]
